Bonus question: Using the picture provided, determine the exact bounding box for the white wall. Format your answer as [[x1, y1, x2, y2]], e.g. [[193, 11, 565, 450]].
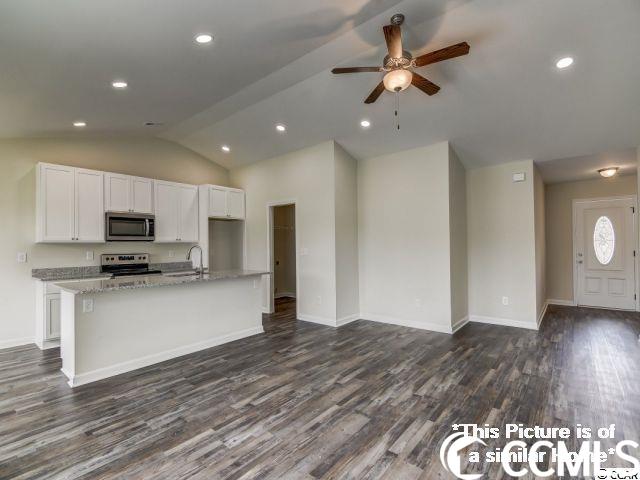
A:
[[334, 143, 359, 322], [467, 160, 538, 327], [358, 142, 454, 333], [449, 146, 468, 327], [0, 137, 229, 347], [533, 165, 546, 322], [230, 142, 338, 322]]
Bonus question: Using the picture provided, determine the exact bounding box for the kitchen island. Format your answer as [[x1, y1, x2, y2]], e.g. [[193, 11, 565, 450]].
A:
[[56, 270, 267, 387]]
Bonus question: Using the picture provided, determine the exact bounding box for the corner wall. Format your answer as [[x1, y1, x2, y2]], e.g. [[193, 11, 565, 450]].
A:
[[467, 160, 539, 328], [357, 142, 458, 333], [449, 146, 469, 329]]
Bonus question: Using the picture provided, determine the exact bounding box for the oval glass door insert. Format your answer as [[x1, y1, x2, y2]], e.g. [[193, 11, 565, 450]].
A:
[[593, 216, 615, 265]]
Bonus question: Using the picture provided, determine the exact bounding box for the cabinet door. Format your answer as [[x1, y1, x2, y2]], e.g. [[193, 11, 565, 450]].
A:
[[226, 190, 245, 219], [131, 177, 154, 214], [178, 185, 199, 242], [38, 164, 75, 242], [104, 173, 130, 212], [209, 187, 227, 218], [154, 181, 180, 242], [75, 168, 105, 242], [46, 294, 61, 340]]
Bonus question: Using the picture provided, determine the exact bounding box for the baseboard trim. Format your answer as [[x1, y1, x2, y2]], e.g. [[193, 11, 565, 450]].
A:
[[360, 313, 453, 334], [275, 292, 296, 299], [546, 298, 576, 307], [537, 302, 549, 328], [298, 314, 338, 327], [0, 337, 34, 350], [451, 316, 470, 333], [470, 315, 538, 331], [63, 326, 264, 388], [336, 313, 360, 327]]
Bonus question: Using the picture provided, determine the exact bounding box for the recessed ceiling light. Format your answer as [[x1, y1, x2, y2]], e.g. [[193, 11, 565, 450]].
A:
[[556, 57, 574, 69], [73, 121, 86, 128], [276, 124, 286, 132], [221, 145, 231, 153], [360, 119, 371, 128], [195, 33, 213, 44], [111, 80, 128, 89], [598, 167, 619, 178]]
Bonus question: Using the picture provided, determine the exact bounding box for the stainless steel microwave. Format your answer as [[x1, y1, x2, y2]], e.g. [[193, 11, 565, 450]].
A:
[[105, 212, 155, 242]]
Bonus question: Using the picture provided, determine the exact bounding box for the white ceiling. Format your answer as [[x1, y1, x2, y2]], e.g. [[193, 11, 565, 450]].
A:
[[2, 0, 640, 178], [536, 149, 637, 184]]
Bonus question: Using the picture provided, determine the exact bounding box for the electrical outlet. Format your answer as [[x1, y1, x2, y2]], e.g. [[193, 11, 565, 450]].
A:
[[16, 252, 27, 263], [502, 296, 509, 306], [85, 251, 94, 261], [299, 248, 309, 256], [415, 298, 422, 307], [168, 250, 175, 258], [316, 295, 322, 305], [82, 298, 94, 313]]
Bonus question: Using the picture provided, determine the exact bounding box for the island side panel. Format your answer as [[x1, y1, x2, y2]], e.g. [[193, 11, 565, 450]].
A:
[[71, 276, 262, 386], [60, 290, 76, 382]]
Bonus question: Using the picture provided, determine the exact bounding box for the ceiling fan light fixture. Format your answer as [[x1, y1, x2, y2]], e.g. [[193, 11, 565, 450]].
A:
[[383, 69, 412, 92], [598, 167, 619, 178]]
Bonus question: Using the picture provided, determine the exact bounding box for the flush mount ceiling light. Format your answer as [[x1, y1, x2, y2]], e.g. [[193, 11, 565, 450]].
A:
[[195, 33, 213, 44], [556, 57, 574, 69], [275, 124, 286, 132], [73, 121, 86, 128], [360, 119, 371, 128], [221, 145, 231, 153], [111, 80, 128, 89], [598, 167, 619, 178]]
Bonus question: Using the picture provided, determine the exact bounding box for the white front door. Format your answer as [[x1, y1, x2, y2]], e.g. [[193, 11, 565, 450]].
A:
[[574, 197, 637, 310]]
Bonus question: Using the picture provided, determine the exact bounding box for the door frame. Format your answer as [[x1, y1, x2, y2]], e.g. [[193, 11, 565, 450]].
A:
[[266, 199, 299, 317], [572, 195, 639, 311]]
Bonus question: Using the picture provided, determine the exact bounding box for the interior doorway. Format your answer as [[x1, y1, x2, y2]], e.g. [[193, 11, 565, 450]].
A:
[[269, 203, 297, 316], [573, 196, 638, 310]]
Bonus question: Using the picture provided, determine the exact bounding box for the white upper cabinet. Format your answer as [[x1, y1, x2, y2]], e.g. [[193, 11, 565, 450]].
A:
[[37, 164, 75, 242], [209, 186, 228, 218], [154, 181, 199, 242], [36, 163, 104, 243], [178, 185, 199, 242], [131, 177, 154, 214], [207, 185, 245, 220], [75, 168, 105, 242], [226, 190, 245, 219], [104, 173, 153, 214]]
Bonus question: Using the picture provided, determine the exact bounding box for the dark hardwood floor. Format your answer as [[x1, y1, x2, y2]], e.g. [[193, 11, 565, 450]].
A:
[[0, 304, 639, 479]]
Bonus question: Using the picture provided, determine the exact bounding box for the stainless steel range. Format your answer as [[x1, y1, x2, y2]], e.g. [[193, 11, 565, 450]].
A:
[[100, 253, 162, 277]]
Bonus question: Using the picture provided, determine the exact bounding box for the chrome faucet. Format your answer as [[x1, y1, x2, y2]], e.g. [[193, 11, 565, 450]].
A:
[[187, 245, 205, 277]]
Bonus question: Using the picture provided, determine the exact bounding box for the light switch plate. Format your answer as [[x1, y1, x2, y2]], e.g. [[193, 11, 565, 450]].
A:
[[16, 252, 27, 263], [86, 251, 94, 261], [512, 172, 526, 182], [82, 299, 94, 313]]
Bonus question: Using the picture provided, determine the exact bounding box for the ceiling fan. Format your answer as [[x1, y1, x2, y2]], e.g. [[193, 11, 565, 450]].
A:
[[331, 14, 470, 104]]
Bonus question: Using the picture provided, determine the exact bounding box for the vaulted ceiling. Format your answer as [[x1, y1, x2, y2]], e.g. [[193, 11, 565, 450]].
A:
[[2, 0, 639, 178]]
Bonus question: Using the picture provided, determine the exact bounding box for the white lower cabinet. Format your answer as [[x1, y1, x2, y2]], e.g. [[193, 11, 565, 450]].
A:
[[35, 282, 62, 349]]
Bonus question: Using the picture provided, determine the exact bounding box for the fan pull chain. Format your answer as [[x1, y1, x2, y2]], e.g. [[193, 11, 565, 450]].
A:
[[395, 91, 400, 130]]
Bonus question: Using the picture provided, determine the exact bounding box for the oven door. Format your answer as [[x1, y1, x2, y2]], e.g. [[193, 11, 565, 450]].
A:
[[106, 213, 155, 241]]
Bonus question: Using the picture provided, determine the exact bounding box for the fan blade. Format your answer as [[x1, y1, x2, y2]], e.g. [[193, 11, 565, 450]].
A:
[[411, 73, 440, 95], [414, 42, 470, 67], [364, 82, 385, 104], [383, 24, 403, 58], [332, 67, 382, 74]]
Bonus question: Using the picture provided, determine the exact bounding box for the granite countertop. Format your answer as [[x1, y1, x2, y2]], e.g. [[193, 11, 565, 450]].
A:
[[55, 270, 269, 294], [32, 262, 193, 282]]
